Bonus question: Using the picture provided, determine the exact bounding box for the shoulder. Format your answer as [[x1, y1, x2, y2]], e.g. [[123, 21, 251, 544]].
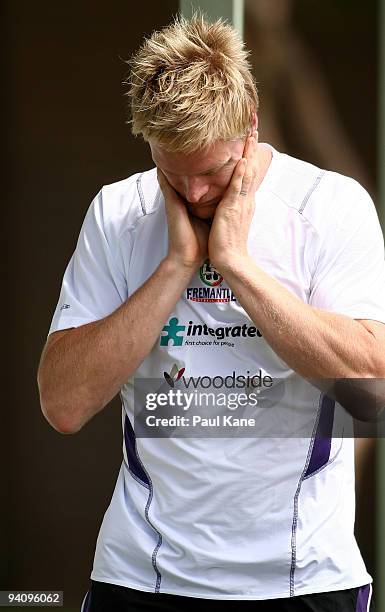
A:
[[269, 148, 377, 233], [94, 167, 162, 234]]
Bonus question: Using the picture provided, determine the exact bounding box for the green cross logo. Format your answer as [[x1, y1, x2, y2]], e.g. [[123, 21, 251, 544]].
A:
[[160, 317, 186, 346]]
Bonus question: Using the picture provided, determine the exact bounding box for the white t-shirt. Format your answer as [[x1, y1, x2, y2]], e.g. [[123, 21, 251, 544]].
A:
[[48, 146, 385, 600]]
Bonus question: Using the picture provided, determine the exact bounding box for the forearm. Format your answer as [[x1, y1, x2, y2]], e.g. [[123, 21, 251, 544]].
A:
[[217, 255, 385, 420], [221, 256, 381, 379], [38, 257, 193, 433]]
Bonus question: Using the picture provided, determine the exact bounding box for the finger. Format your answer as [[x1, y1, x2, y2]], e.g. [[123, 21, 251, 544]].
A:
[[243, 133, 257, 161], [157, 168, 181, 198], [242, 133, 252, 158], [240, 170, 254, 197], [239, 135, 260, 197], [241, 137, 256, 185], [249, 135, 259, 180], [223, 158, 247, 203], [157, 169, 184, 227]]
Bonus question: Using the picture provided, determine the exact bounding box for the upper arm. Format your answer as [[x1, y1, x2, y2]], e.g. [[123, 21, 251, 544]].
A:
[[45, 328, 74, 351], [309, 178, 385, 322], [47, 189, 130, 336]]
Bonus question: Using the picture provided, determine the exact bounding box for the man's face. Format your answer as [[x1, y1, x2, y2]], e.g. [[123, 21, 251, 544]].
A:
[[150, 139, 246, 219]]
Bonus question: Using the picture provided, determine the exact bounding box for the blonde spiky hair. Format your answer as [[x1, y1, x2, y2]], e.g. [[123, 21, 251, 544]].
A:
[[126, 13, 259, 153]]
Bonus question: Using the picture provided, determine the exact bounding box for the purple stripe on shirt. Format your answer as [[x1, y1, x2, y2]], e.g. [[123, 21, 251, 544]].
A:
[[356, 584, 371, 612], [124, 414, 150, 486], [304, 394, 335, 478]]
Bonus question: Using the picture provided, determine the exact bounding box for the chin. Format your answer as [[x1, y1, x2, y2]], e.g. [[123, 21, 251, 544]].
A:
[[188, 203, 217, 219]]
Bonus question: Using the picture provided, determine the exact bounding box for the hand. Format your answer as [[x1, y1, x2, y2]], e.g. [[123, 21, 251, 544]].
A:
[[208, 132, 259, 272], [157, 169, 210, 271]]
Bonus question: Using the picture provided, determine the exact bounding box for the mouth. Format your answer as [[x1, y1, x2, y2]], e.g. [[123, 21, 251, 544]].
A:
[[187, 199, 219, 209], [187, 205, 217, 221]]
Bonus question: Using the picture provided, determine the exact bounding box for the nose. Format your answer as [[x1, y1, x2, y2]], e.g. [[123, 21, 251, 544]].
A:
[[184, 176, 210, 204]]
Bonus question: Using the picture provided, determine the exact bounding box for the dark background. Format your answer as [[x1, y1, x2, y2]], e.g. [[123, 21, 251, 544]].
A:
[[294, 0, 377, 178], [3, 1, 377, 610]]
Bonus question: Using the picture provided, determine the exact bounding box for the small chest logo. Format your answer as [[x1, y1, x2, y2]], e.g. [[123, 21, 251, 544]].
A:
[[199, 259, 223, 287], [186, 259, 236, 303]]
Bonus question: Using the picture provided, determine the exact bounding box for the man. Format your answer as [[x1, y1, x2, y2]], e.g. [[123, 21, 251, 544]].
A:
[[37, 14, 384, 611]]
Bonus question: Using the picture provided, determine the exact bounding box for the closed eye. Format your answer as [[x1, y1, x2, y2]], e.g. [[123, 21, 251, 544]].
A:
[[201, 161, 234, 176]]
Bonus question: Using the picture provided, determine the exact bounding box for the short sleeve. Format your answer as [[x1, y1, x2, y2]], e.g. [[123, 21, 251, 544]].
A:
[[48, 190, 129, 336], [309, 179, 385, 323]]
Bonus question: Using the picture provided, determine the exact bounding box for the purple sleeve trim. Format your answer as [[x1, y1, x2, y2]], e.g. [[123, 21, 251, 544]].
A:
[[124, 414, 150, 486], [304, 394, 335, 478]]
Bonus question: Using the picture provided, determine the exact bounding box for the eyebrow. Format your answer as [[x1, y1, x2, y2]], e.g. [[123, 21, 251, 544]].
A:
[[159, 157, 233, 177], [198, 158, 233, 175]]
